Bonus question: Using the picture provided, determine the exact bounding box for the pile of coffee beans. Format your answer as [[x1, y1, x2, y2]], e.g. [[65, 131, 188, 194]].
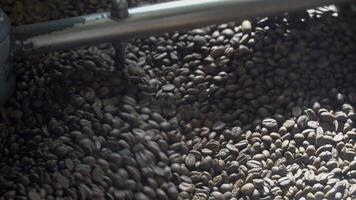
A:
[[1, 0, 356, 200]]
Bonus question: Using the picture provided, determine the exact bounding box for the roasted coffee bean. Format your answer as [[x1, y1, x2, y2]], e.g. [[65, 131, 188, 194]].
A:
[[2, 2, 356, 200], [262, 118, 278, 130], [241, 20, 252, 34], [241, 183, 255, 195]]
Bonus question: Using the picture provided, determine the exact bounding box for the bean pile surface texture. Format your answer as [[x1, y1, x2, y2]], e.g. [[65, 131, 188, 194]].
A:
[[1, 1, 356, 200]]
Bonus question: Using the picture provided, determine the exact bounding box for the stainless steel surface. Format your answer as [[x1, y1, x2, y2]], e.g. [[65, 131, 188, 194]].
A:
[[14, 0, 351, 55], [0, 11, 15, 105], [0, 8, 10, 42], [13, 12, 111, 40]]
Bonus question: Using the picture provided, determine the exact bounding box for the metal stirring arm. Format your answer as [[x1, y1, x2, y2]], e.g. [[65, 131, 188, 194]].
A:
[[0, 8, 15, 105], [111, 0, 129, 68], [11, 0, 354, 55]]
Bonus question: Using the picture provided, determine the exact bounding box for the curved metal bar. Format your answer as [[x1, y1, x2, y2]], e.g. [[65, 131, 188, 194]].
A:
[[13, 12, 111, 40], [13, 0, 351, 55]]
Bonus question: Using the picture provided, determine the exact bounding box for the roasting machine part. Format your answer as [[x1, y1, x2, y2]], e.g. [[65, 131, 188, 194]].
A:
[[0, 8, 15, 105], [0, 0, 353, 105]]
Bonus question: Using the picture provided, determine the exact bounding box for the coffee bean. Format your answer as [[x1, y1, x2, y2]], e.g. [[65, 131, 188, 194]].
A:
[[162, 84, 175, 92], [209, 191, 223, 200], [306, 192, 316, 200], [210, 46, 226, 58], [304, 170, 315, 183], [341, 148, 356, 160], [294, 133, 305, 144], [135, 192, 150, 200], [316, 135, 335, 146], [314, 191, 324, 200], [92, 167, 105, 182], [220, 183, 233, 192], [346, 131, 356, 139], [179, 182, 194, 193], [226, 144, 239, 154], [212, 121, 226, 131], [184, 154, 196, 168], [206, 140, 220, 152], [292, 106, 302, 117], [3, 3, 356, 200], [79, 138, 94, 154], [241, 20, 252, 33], [28, 190, 41, 200], [279, 176, 293, 187], [297, 115, 308, 128], [241, 183, 255, 195], [73, 96, 86, 108], [262, 118, 278, 129], [319, 112, 335, 122], [193, 35, 207, 48]]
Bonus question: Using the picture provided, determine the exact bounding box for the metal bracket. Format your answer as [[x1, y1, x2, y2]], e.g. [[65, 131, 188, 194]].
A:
[[111, 0, 129, 69]]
